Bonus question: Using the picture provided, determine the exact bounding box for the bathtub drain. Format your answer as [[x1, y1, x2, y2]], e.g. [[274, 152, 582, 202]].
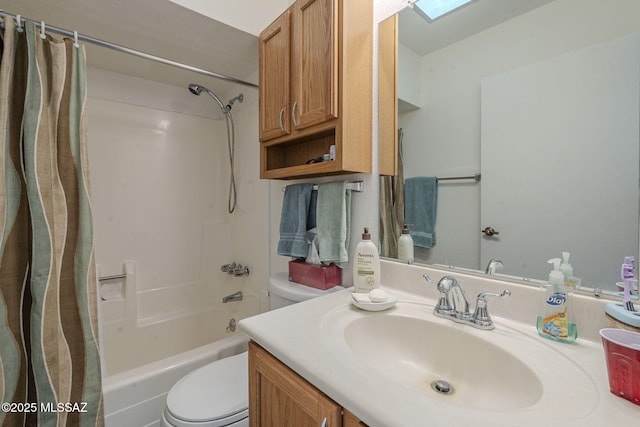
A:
[[431, 380, 454, 395]]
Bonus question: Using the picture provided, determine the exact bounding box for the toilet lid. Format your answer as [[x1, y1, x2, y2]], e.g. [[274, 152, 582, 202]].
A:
[[166, 352, 248, 425]]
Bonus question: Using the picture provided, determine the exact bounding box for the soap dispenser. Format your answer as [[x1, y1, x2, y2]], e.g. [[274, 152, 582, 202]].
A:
[[559, 252, 574, 287], [536, 258, 577, 343], [398, 224, 414, 264], [353, 227, 381, 293]]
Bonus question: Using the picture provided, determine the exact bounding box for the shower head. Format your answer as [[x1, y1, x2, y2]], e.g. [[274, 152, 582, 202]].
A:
[[187, 83, 226, 112], [188, 83, 204, 95]]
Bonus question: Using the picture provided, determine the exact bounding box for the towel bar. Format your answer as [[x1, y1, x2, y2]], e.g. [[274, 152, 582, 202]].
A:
[[437, 173, 481, 182], [281, 181, 364, 192]]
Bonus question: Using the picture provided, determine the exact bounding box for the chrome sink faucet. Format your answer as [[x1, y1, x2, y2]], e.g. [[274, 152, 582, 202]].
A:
[[485, 259, 504, 275], [423, 274, 511, 330]]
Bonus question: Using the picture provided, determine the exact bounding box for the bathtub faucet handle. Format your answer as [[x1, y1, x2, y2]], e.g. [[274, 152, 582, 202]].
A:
[[221, 262, 237, 273], [232, 264, 250, 277]]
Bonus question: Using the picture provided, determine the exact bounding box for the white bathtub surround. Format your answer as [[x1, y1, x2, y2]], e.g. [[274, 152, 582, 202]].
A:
[[88, 69, 270, 375], [239, 260, 636, 426], [103, 333, 248, 427]]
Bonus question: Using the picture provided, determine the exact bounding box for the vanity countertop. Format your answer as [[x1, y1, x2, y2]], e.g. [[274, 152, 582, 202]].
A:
[[239, 279, 638, 427]]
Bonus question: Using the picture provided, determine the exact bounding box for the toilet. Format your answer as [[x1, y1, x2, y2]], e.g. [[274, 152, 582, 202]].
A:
[[160, 273, 344, 427]]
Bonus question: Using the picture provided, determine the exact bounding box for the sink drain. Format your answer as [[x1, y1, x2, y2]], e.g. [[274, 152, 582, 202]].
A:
[[431, 380, 454, 395]]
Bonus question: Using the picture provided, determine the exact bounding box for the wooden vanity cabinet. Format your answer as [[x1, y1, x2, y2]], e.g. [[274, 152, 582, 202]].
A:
[[258, 0, 373, 179], [248, 341, 368, 427]]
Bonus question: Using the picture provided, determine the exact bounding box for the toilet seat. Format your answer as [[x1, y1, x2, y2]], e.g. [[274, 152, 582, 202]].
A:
[[164, 352, 248, 426]]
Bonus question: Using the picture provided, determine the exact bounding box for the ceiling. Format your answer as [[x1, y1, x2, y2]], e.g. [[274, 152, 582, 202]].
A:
[[1, 0, 259, 96], [399, 0, 555, 56], [2, 0, 556, 95]]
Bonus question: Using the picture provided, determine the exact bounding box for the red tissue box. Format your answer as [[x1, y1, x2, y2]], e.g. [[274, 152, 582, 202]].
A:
[[288, 261, 341, 290]]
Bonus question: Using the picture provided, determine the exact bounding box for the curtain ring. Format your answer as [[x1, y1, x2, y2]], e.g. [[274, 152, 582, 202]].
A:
[[16, 15, 23, 33], [73, 31, 80, 48], [40, 21, 46, 39]]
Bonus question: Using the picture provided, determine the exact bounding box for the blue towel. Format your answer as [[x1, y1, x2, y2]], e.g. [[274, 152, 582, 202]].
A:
[[317, 181, 351, 267], [404, 177, 438, 248], [307, 189, 318, 230], [277, 183, 315, 258]]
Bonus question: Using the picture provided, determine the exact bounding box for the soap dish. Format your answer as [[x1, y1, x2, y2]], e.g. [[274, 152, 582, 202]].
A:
[[351, 294, 398, 312]]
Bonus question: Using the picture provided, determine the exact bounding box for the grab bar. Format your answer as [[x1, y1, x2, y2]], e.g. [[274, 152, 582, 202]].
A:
[[98, 273, 127, 282]]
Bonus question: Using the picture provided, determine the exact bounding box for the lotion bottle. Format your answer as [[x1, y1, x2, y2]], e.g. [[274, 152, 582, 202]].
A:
[[353, 227, 381, 293], [397, 224, 414, 264], [536, 258, 577, 343]]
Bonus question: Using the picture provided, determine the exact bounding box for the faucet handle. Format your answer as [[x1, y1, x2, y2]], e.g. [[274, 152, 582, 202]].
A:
[[422, 274, 435, 283], [477, 289, 511, 301], [472, 290, 511, 330]]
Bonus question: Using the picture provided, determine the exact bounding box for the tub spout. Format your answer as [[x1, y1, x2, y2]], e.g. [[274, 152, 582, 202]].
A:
[[222, 291, 243, 303]]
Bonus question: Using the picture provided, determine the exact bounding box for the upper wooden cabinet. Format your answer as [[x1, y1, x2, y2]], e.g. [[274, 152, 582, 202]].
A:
[[290, 0, 338, 131], [378, 14, 398, 177], [258, 0, 373, 180], [259, 10, 291, 141]]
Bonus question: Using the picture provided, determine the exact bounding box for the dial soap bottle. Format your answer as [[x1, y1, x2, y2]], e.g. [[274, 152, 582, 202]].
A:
[[536, 258, 577, 343]]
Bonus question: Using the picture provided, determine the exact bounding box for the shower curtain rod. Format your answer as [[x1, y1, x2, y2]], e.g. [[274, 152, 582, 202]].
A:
[[0, 10, 259, 89]]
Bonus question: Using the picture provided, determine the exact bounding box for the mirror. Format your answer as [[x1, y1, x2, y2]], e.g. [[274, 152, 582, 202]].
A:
[[379, 0, 640, 294]]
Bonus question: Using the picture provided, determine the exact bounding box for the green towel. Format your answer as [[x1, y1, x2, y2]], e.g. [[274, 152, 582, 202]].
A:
[[317, 181, 351, 267]]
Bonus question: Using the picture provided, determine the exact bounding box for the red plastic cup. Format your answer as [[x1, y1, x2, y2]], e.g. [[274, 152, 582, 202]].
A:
[[599, 328, 640, 405]]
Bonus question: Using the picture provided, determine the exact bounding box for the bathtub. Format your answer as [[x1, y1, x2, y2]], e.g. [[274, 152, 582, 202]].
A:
[[103, 331, 249, 427], [98, 261, 261, 426]]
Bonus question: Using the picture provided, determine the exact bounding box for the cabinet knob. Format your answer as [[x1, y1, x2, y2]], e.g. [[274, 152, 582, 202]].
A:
[[320, 418, 327, 427], [291, 101, 299, 127]]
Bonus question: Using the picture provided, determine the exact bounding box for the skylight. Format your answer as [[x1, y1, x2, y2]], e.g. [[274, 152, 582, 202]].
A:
[[413, 0, 475, 21]]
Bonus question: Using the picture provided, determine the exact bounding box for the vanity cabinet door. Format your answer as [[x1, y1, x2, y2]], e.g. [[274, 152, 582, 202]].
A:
[[259, 10, 291, 142], [248, 341, 342, 427], [343, 409, 368, 427]]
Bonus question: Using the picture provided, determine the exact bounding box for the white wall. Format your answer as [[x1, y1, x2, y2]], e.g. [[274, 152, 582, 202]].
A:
[[399, 0, 640, 270], [398, 42, 421, 111]]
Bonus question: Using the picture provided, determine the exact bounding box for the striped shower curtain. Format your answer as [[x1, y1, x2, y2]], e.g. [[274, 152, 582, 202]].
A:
[[0, 17, 103, 426]]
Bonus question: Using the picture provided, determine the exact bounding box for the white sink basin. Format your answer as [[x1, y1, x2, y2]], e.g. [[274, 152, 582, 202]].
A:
[[344, 314, 542, 410], [321, 300, 599, 418]]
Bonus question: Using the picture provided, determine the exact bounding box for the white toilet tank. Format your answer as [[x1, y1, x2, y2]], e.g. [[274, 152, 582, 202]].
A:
[[269, 272, 345, 310]]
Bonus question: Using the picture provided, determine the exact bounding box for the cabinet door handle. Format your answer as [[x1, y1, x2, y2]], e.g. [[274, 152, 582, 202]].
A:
[[320, 418, 327, 427], [481, 226, 500, 237], [278, 108, 285, 131], [291, 101, 299, 127]]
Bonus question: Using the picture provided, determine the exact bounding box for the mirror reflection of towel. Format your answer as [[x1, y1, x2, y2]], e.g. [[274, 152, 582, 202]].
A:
[[404, 177, 438, 248], [278, 183, 314, 258]]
